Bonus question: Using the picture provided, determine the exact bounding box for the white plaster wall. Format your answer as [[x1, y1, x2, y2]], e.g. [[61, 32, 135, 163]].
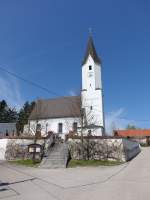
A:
[[0, 139, 8, 160], [82, 90, 103, 124], [82, 55, 96, 91], [29, 117, 80, 139], [95, 63, 102, 89], [82, 55, 102, 92]]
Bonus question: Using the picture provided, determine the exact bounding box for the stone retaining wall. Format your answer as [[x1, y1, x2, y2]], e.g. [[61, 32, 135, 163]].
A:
[[67, 138, 141, 162], [0, 137, 141, 162]]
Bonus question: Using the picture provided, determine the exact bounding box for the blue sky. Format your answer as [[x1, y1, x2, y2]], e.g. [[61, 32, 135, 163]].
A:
[[0, 0, 150, 131]]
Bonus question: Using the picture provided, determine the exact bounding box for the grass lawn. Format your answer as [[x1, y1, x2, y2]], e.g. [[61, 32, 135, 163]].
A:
[[67, 159, 123, 168], [9, 159, 41, 167]]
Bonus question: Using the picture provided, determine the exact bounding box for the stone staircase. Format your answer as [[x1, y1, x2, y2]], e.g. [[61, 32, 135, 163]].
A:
[[40, 142, 69, 169]]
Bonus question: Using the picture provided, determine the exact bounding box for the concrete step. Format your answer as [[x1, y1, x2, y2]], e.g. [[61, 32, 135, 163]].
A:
[[41, 160, 66, 168], [40, 142, 69, 169], [41, 164, 66, 169], [46, 156, 66, 160]]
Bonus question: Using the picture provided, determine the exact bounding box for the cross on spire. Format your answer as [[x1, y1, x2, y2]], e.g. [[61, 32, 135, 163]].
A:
[[88, 27, 92, 36]]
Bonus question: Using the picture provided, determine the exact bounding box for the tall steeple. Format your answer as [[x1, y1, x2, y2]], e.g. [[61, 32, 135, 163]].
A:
[[81, 34, 105, 136], [82, 35, 101, 65]]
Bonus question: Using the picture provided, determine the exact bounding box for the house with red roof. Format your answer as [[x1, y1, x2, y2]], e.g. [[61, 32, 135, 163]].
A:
[[114, 129, 150, 145]]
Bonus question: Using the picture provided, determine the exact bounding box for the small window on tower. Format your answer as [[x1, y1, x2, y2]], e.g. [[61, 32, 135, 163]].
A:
[[89, 65, 92, 70], [90, 106, 93, 110]]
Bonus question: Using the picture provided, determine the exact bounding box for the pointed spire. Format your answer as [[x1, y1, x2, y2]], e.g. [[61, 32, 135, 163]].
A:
[[82, 34, 101, 65]]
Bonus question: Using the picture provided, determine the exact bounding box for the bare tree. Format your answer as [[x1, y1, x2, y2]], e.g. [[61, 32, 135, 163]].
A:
[[63, 95, 104, 159]]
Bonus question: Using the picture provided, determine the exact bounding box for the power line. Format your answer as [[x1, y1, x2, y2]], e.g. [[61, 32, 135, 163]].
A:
[[1, 66, 150, 123], [0, 66, 61, 97], [0, 66, 81, 118]]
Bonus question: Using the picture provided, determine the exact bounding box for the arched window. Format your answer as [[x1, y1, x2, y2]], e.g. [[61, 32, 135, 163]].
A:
[[58, 123, 63, 133], [6, 129, 9, 136], [73, 122, 78, 132]]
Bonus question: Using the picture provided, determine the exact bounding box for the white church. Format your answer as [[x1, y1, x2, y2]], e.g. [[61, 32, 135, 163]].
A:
[[28, 35, 105, 139]]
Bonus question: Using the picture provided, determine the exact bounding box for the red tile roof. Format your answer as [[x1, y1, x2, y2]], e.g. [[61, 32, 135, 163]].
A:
[[114, 129, 150, 137]]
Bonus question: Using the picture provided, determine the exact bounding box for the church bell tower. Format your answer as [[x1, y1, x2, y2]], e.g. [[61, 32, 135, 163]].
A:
[[81, 35, 105, 136]]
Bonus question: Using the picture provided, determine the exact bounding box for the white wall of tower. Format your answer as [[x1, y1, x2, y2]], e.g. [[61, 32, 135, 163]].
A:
[[81, 54, 104, 135]]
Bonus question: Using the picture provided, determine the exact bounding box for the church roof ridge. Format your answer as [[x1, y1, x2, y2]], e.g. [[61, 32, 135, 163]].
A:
[[82, 35, 101, 65], [36, 95, 80, 102]]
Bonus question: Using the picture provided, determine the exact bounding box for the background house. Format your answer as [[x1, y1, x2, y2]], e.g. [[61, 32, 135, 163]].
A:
[[114, 129, 150, 146], [0, 123, 16, 137]]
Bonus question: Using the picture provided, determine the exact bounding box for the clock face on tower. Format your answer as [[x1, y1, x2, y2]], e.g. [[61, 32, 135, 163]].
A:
[[88, 72, 93, 77]]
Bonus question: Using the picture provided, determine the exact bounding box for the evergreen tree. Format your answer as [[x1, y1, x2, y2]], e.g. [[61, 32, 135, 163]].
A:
[[0, 100, 18, 123], [17, 101, 35, 134], [0, 100, 35, 134], [0, 100, 7, 122], [7, 107, 18, 122], [126, 124, 138, 130]]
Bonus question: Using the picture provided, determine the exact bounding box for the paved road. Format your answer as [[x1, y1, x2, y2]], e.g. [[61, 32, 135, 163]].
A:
[[0, 147, 150, 200]]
